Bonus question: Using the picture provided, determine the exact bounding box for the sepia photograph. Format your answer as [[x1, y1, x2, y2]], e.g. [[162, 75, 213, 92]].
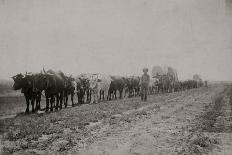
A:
[[0, 0, 232, 154]]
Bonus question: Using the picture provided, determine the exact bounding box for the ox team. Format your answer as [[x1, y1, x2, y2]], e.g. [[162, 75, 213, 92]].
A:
[[12, 66, 206, 113]]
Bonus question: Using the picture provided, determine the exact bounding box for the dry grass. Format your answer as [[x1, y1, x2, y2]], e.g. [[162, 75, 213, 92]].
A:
[[0, 84, 227, 154], [0, 92, 167, 154], [177, 86, 231, 155]]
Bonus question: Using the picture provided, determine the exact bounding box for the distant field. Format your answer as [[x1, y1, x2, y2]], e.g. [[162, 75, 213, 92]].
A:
[[0, 96, 26, 116], [0, 95, 78, 117], [0, 79, 21, 97], [0, 79, 25, 116]]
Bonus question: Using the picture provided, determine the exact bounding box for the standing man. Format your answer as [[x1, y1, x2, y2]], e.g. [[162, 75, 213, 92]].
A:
[[140, 68, 150, 101]]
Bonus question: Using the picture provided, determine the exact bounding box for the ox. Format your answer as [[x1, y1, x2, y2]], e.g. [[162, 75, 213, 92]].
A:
[[12, 73, 41, 113], [125, 76, 140, 98], [41, 69, 66, 111], [63, 76, 76, 107], [108, 76, 127, 100], [88, 74, 112, 103]]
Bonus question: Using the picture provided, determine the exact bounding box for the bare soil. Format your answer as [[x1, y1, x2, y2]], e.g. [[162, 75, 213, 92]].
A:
[[0, 84, 231, 155]]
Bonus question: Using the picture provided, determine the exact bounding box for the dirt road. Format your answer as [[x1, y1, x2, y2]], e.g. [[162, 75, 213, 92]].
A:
[[75, 85, 228, 155], [0, 84, 231, 155]]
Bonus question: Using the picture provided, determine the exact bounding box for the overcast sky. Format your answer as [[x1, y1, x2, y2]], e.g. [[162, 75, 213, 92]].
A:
[[0, 0, 231, 81]]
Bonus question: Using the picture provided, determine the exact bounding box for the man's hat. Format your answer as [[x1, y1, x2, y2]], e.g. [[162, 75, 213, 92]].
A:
[[143, 68, 148, 73]]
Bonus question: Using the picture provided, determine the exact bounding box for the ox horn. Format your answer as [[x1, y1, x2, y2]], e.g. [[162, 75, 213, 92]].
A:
[[11, 75, 16, 80], [43, 67, 47, 74]]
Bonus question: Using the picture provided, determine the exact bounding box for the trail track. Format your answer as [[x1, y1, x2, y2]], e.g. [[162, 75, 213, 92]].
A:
[[76, 85, 227, 155], [0, 84, 231, 155]]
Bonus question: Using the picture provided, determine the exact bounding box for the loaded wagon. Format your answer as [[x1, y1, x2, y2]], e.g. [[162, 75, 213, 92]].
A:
[[151, 66, 179, 93], [193, 74, 203, 88]]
